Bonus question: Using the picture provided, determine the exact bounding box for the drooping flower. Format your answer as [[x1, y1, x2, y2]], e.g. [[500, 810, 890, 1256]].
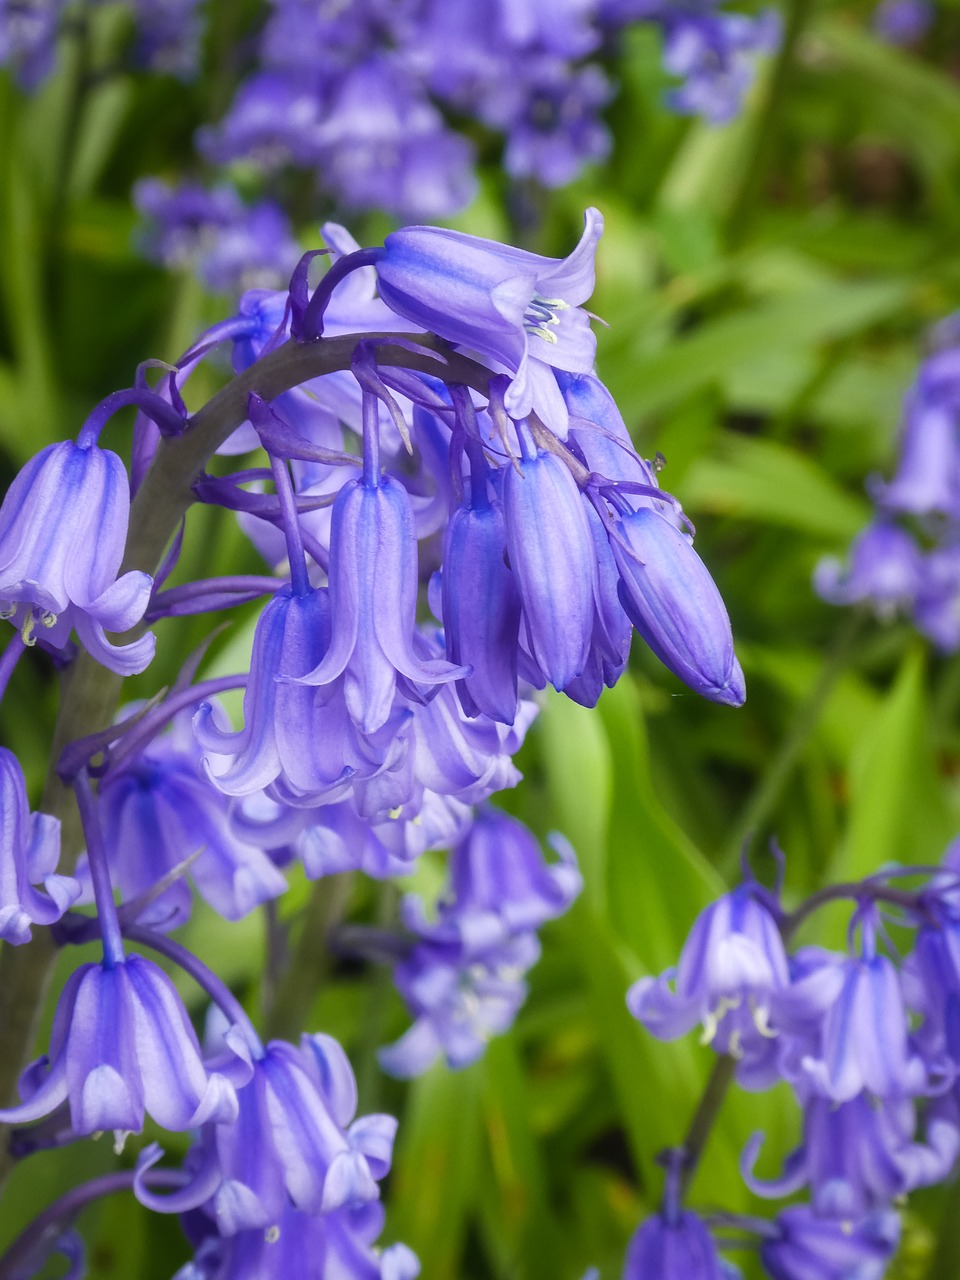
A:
[[627, 884, 788, 1060], [374, 208, 603, 429], [502, 447, 599, 691], [202, 1032, 396, 1235], [0, 953, 237, 1135], [0, 440, 155, 674], [296, 475, 461, 734], [759, 1206, 900, 1280], [0, 746, 78, 944], [622, 1209, 731, 1280], [610, 505, 745, 706], [814, 520, 923, 619]]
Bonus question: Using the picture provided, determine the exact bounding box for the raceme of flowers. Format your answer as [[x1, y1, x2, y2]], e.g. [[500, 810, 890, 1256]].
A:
[[815, 312, 960, 650], [624, 842, 960, 1279], [0, 211, 743, 1274]]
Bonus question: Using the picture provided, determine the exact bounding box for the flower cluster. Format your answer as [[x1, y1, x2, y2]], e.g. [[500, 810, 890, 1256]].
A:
[[816, 315, 960, 649], [623, 843, 960, 1277], [0, 210, 743, 1271]]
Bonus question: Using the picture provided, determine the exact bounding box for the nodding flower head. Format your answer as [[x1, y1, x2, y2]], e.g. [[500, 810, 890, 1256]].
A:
[[0, 440, 155, 674], [0, 953, 237, 1137], [0, 746, 78, 945], [374, 208, 603, 432], [623, 1209, 728, 1280], [627, 884, 788, 1057], [759, 1205, 900, 1280]]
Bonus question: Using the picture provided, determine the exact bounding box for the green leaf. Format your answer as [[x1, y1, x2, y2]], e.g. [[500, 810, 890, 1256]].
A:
[[680, 436, 873, 537]]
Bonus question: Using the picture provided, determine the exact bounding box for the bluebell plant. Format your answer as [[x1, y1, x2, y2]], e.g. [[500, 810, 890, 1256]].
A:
[[0, 208, 745, 1274]]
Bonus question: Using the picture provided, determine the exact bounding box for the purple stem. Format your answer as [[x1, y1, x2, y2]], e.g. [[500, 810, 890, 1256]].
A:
[[361, 386, 382, 489], [103, 674, 248, 775], [72, 773, 124, 968], [0, 631, 25, 706], [0, 1167, 187, 1276], [146, 575, 282, 622], [268, 453, 310, 597], [299, 246, 384, 341], [124, 924, 264, 1057], [76, 387, 185, 447]]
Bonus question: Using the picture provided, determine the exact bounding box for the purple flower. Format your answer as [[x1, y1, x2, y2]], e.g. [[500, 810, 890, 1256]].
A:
[[914, 540, 960, 651], [84, 710, 288, 925], [135, 179, 300, 294], [503, 448, 599, 690], [610, 505, 745, 706], [627, 884, 788, 1056], [0, 746, 77, 944], [379, 932, 540, 1077], [483, 57, 613, 189], [873, 0, 933, 44], [622, 1210, 729, 1280], [198, 71, 329, 168], [0, 440, 155, 674], [742, 1092, 959, 1218], [296, 476, 460, 734], [132, 0, 205, 79], [0, 953, 237, 1135], [402, 806, 581, 948], [662, 8, 782, 126], [760, 1206, 900, 1280], [872, 350, 960, 516], [0, 0, 64, 90], [196, 586, 404, 799], [814, 520, 923, 618], [175, 1202, 419, 1280], [374, 209, 603, 428], [797, 942, 927, 1103], [442, 492, 522, 724], [205, 1033, 395, 1234]]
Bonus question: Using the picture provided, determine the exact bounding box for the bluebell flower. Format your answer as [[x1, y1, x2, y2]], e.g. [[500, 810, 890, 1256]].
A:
[[485, 57, 612, 189], [374, 208, 603, 429], [622, 1209, 732, 1280], [0, 0, 64, 90], [503, 448, 599, 690], [0, 746, 77, 944], [814, 520, 923, 619], [296, 476, 461, 734], [742, 1092, 959, 1218], [627, 884, 788, 1058], [0, 440, 155, 674], [135, 179, 300, 295], [610, 505, 745, 706], [872, 348, 960, 517], [0, 953, 237, 1135], [196, 585, 412, 803], [914, 540, 960, 651], [759, 1206, 900, 1280], [873, 0, 933, 43], [83, 709, 288, 925], [131, 0, 205, 79], [379, 932, 540, 1077], [174, 1201, 419, 1280], [401, 806, 581, 948], [198, 71, 329, 169], [797, 935, 926, 1103], [203, 1033, 396, 1234], [662, 9, 781, 126]]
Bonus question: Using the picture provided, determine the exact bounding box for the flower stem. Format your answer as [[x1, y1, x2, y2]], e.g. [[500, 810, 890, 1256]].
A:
[[677, 1054, 738, 1200], [73, 772, 125, 968], [721, 607, 868, 876]]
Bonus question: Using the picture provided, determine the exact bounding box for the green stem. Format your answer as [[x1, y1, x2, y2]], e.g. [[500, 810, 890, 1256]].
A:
[[678, 1054, 737, 1200], [264, 875, 354, 1042], [0, 333, 490, 1192], [721, 608, 868, 877], [726, 0, 816, 248]]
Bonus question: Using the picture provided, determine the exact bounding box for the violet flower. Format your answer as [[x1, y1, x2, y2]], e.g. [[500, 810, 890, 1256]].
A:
[[610, 504, 745, 706], [622, 1209, 731, 1280], [760, 1206, 900, 1280], [374, 208, 603, 429], [627, 884, 788, 1059], [0, 440, 155, 674], [0, 953, 238, 1136], [0, 746, 77, 944]]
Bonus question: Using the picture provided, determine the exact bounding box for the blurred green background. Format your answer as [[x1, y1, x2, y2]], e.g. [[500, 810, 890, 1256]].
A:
[[2, 1, 960, 1276]]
